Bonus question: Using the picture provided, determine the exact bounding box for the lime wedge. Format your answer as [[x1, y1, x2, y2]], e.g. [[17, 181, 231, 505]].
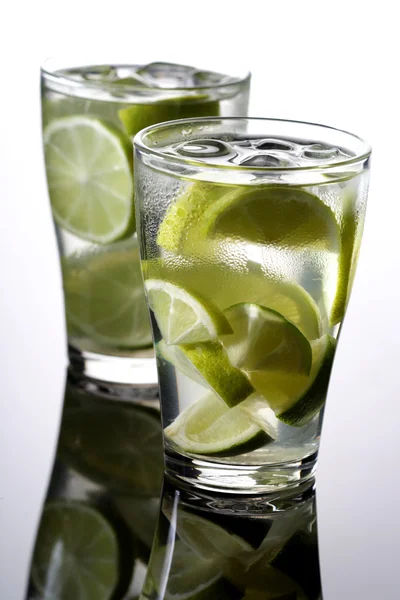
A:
[[31, 501, 119, 600], [249, 334, 337, 426], [165, 392, 270, 455], [144, 259, 322, 341], [157, 340, 253, 407], [157, 181, 340, 253], [58, 384, 163, 495], [44, 116, 134, 243], [145, 279, 232, 345], [63, 238, 153, 350], [119, 95, 220, 137], [223, 303, 312, 374]]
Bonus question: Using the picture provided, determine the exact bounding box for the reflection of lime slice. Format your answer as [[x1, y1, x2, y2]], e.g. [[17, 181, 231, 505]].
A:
[[165, 392, 270, 456], [119, 95, 220, 137], [149, 540, 239, 600], [174, 510, 254, 560], [223, 303, 312, 374], [58, 385, 163, 495], [63, 238, 152, 349], [115, 496, 160, 550], [249, 334, 336, 426], [271, 530, 321, 600], [144, 260, 322, 341], [145, 279, 232, 344], [158, 181, 340, 252], [158, 341, 253, 407], [31, 501, 119, 600], [44, 116, 134, 243]]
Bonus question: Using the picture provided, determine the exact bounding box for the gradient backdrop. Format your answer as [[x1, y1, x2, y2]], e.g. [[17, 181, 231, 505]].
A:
[[1, 2, 399, 598]]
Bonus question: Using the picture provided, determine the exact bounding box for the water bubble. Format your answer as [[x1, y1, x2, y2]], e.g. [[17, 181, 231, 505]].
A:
[[176, 139, 233, 158], [240, 153, 286, 167], [256, 138, 294, 151]]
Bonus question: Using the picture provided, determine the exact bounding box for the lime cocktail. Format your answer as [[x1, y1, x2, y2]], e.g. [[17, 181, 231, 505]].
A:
[[135, 117, 371, 493], [41, 59, 250, 389]]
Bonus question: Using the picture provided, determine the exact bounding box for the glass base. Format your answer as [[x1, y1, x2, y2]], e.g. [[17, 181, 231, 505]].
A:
[[165, 448, 317, 496], [68, 344, 159, 402]]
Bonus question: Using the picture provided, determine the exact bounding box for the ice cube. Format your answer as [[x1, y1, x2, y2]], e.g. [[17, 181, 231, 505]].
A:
[[192, 70, 230, 86], [302, 143, 339, 160], [136, 62, 195, 88], [240, 153, 287, 167], [80, 65, 118, 81], [256, 138, 294, 151]]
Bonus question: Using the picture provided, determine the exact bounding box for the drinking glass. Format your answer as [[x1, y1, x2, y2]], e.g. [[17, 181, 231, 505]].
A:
[[134, 117, 371, 494], [41, 57, 250, 392]]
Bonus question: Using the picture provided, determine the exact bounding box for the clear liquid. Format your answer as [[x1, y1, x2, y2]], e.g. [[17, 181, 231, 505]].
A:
[[138, 130, 369, 491], [41, 63, 249, 382]]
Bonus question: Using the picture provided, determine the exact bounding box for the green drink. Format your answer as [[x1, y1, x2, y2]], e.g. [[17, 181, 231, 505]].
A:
[[135, 117, 371, 493], [41, 60, 250, 389]]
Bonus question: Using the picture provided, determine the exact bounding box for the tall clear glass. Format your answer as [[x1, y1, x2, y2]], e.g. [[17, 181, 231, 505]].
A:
[[40, 57, 250, 393], [135, 117, 371, 494]]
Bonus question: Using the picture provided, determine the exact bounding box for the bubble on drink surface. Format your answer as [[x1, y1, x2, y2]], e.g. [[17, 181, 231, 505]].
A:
[[256, 138, 295, 151], [136, 62, 196, 88], [176, 139, 234, 159]]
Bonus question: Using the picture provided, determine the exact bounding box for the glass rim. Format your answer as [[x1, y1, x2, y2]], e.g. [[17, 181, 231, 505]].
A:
[[40, 57, 251, 94], [134, 116, 372, 173]]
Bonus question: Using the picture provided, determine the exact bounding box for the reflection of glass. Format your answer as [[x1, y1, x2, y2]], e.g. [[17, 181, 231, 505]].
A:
[[25, 376, 164, 599], [135, 117, 371, 493], [142, 478, 321, 599], [41, 58, 250, 387]]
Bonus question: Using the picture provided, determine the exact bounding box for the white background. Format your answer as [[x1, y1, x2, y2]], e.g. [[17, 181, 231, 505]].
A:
[[1, 2, 399, 598]]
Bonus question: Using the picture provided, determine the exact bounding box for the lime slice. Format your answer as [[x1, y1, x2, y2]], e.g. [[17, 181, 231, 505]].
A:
[[44, 116, 134, 243], [148, 540, 240, 600], [119, 95, 220, 137], [157, 182, 228, 253], [145, 279, 232, 345], [144, 259, 322, 341], [31, 501, 119, 600], [248, 334, 337, 427], [223, 303, 312, 374], [330, 189, 361, 325], [157, 181, 340, 252], [165, 392, 270, 455], [58, 385, 163, 495], [157, 340, 253, 407], [63, 238, 153, 349]]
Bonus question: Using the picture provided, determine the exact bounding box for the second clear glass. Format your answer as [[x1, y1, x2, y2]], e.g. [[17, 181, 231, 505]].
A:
[[40, 57, 250, 390]]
